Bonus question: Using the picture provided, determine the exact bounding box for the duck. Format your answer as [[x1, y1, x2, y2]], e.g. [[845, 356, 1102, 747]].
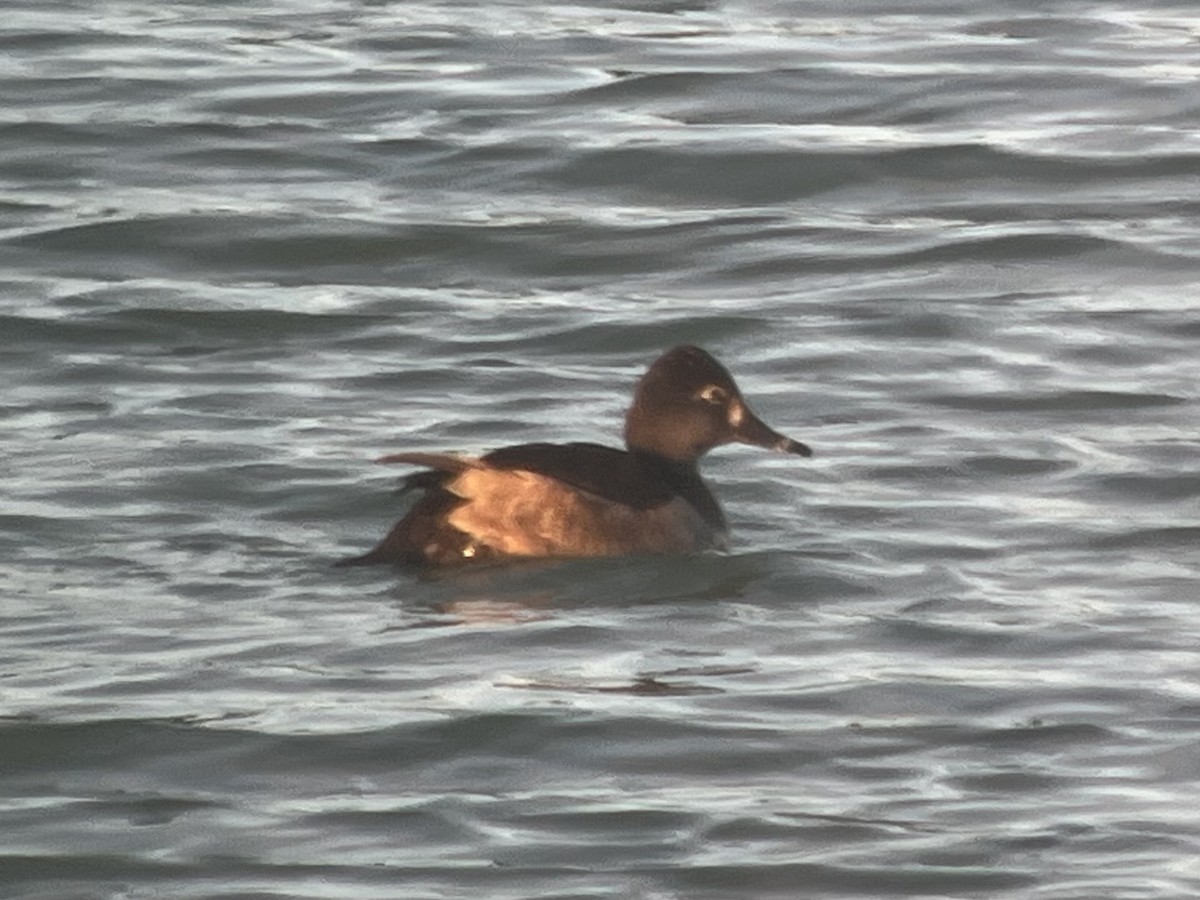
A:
[[337, 345, 812, 567]]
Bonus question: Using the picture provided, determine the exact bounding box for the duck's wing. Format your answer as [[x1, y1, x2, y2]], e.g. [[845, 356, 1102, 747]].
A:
[[378, 444, 681, 507], [337, 443, 724, 566], [480, 442, 677, 508], [480, 443, 725, 533]]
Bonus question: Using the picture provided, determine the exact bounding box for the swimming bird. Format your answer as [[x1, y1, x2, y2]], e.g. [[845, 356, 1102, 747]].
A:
[[337, 345, 811, 567]]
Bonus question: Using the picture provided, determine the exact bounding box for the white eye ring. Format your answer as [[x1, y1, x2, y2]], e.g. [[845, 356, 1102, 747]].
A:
[[697, 384, 728, 404]]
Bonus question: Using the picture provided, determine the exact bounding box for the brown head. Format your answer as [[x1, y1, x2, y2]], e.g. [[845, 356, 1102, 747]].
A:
[[622, 346, 812, 464]]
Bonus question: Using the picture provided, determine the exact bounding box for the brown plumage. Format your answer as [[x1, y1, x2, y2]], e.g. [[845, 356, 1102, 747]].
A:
[[337, 346, 812, 567]]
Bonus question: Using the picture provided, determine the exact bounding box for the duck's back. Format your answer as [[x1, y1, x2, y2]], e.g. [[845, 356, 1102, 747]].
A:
[[337, 442, 727, 567]]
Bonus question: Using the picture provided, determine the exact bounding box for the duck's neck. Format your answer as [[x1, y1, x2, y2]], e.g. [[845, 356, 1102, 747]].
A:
[[629, 450, 726, 531], [628, 446, 694, 475]]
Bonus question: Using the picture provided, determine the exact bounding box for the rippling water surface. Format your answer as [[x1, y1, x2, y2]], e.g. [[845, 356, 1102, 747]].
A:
[[3, 1, 1200, 897]]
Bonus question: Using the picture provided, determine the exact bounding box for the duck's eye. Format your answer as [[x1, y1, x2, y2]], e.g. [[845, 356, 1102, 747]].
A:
[[697, 384, 728, 405]]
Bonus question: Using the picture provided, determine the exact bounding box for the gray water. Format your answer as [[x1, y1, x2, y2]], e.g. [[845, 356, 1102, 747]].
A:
[[3, 1, 1200, 898]]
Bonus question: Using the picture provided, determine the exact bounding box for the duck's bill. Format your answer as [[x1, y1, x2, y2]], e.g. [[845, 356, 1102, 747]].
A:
[[734, 408, 814, 458]]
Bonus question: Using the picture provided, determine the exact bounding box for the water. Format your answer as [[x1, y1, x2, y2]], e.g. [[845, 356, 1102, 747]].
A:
[[3, 1, 1200, 897]]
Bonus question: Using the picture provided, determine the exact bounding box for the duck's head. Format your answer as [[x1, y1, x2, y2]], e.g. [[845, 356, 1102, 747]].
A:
[[623, 345, 813, 464]]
